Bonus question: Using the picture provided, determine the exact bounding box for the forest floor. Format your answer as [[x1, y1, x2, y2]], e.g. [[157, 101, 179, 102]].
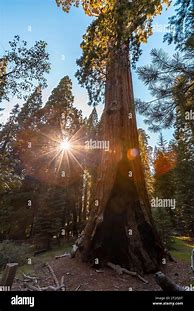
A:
[[12, 236, 194, 291]]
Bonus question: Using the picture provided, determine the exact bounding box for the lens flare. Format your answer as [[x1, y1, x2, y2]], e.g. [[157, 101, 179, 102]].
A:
[[59, 139, 71, 151], [127, 148, 139, 160]]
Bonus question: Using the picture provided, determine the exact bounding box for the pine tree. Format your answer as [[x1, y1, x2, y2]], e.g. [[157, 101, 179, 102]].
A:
[[151, 134, 176, 246], [0, 89, 43, 240], [138, 129, 154, 198], [0, 104, 22, 197], [173, 112, 194, 236], [33, 185, 65, 249], [136, 1, 194, 237], [153, 133, 176, 204], [17, 86, 43, 130], [0, 75, 85, 243], [0, 104, 20, 152], [137, 47, 194, 135], [164, 0, 193, 49], [31, 76, 84, 244], [86, 107, 98, 135]]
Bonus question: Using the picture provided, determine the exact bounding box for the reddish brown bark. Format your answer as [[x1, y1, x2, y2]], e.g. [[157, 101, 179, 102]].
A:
[[76, 48, 165, 274]]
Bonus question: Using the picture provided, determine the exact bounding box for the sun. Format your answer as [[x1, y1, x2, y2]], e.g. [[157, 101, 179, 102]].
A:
[[37, 130, 85, 177], [59, 138, 71, 151]]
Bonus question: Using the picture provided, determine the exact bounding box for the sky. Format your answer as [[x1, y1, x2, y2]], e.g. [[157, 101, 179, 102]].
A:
[[0, 0, 177, 148]]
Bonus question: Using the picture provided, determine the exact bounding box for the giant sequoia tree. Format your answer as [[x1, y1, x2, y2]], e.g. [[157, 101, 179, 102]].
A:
[[56, 0, 170, 273]]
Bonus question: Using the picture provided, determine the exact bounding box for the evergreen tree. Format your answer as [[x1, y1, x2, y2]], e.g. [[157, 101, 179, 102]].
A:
[[152, 134, 176, 245], [172, 112, 194, 236], [0, 104, 22, 198], [0, 75, 85, 243], [86, 107, 98, 135], [31, 76, 84, 245], [153, 133, 176, 202], [152, 206, 173, 248], [136, 47, 194, 135], [138, 129, 154, 198], [0, 89, 43, 240], [0, 104, 20, 152], [17, 86, 43, 130], [164, 0, 194, 49]]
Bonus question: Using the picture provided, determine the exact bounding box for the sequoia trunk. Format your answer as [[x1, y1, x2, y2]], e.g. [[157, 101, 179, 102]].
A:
[[77, 47, 165, 273]]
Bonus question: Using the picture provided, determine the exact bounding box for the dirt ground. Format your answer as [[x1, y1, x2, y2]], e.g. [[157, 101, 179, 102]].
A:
[[13, 256, 194, 291]]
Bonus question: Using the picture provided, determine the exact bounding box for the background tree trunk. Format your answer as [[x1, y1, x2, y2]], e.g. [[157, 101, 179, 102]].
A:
[[77, 47, 165, 273]]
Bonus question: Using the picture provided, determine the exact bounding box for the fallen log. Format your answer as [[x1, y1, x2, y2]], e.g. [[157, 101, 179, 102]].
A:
[[154, 271, 185, 291]]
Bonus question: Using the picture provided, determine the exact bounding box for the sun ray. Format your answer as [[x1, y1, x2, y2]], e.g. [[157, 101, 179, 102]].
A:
[[56, 149, 65, 174], [32, 124, 87, 179], [68, 149, 84, 171]]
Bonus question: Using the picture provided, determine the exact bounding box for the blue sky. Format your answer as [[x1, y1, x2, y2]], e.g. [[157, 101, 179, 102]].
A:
[[0, 0, 176, 147]]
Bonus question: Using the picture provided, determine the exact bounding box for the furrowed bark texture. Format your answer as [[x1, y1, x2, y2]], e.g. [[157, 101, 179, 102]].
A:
[[77, 47, 165, 274]]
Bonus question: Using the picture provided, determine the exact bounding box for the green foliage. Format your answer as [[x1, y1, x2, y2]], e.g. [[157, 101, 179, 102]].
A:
[[138, 128, 154, 198], [0, 104, 20, 152], [56, 0, 170, 105], [33, 186, 65, 248], [0, 35, 50, 103], [153, 134, 176, 200], [17, 86, 43, 130], [152, 206, 173, 248], [164, 0, 194, 49], [152, 126, 194, 238], [152, 134, 176, 245], [0, 153, 22, 192], [172, 113, 194, 236], [0, 88, 43, 192], [136, 5, 194, 238], [0, 240, 30, 269], [40, 76, 82, 135], [0, 74, 89, 244], [137, 47, 194, 133]]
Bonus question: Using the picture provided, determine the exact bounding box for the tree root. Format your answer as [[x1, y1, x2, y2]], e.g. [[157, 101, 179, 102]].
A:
[[107, 262, 149, 284]]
